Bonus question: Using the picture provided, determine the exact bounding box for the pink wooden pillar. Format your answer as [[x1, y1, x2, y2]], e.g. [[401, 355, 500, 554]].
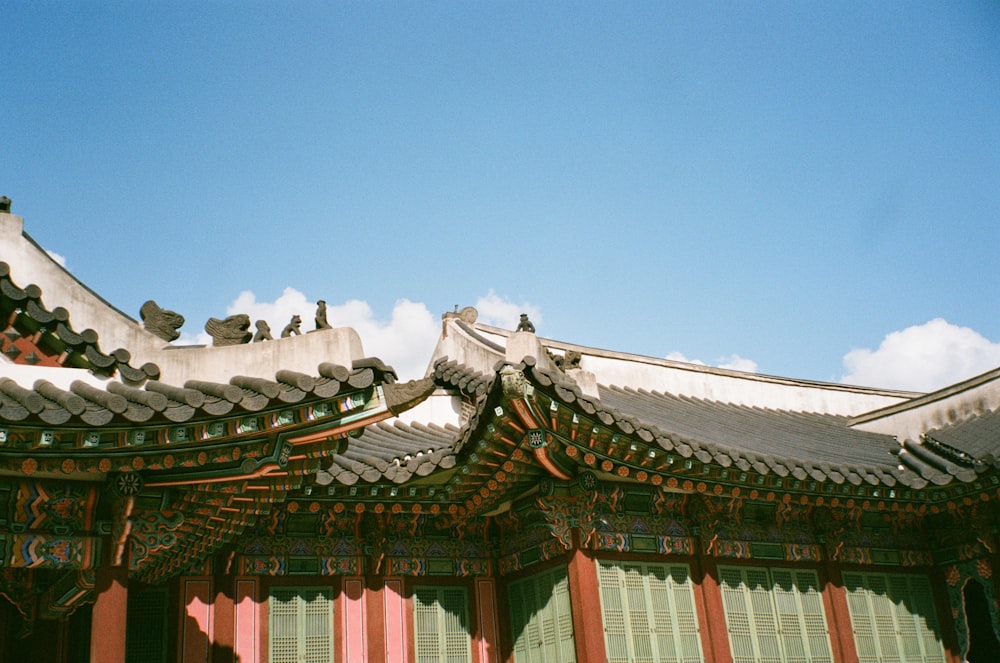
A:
[[234, 578, 260, 663], [383, 578, 408, 663], [213, 578, 236, 663], [89, 564, 128, 663], [342, 576, 367, 662], [180, 577, 213, 663]]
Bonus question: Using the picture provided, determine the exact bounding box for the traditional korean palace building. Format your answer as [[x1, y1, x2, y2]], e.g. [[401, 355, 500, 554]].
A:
[[1, 201, 999, 662]]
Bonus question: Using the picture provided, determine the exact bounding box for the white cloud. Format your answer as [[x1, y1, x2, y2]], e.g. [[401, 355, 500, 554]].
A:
[[45, 249, 66, 267], [474, 290, 542, 331], [229, 287, 312, 333], [173, 289, 544, 380], [841, 318, 1000, 392], [666, 351, 706, 366], [716, 354, 759, 372], [323, 298, 440, 381], [665, 351, 758, 373], [176, 286, 312, 347], [175, 330, 213, 346], [177, 288, 441, 380]]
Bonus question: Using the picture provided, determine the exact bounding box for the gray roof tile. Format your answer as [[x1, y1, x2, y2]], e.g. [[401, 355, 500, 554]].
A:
[[593, 383, 907, 485]]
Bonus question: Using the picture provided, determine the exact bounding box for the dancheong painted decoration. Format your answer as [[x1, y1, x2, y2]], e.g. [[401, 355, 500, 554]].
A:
[[1, 203, 999, 662]]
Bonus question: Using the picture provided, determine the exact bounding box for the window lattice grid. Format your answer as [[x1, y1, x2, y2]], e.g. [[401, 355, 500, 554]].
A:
[[597, 560, 703, 663], [719, 566, 833, 663], [268, 586, 334, 663], [413, 586, 472, 663], [508, 565, 577, 663], [842, 572, 946, 663], [125, 589, 169, 663]]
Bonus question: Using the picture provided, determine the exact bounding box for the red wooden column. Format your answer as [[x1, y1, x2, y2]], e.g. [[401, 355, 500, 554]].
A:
[[366, 578, 387, 663], [820, 562, 859, 663], [474, 578, 501, 663], [567, 547, 606, 663], [212, 576, 237, 663], [90, 563, 129, 663], [694, 554, 732, 663]]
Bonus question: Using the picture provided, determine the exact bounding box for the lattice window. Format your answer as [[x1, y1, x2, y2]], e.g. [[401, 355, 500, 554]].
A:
[[413, 585, 472, 663], [719, 566, 832, 663], [268, 586, 335, 663], [597, 560, 703, 663], [842, 571, 946, 663], [508, 565, 577, 663], [125, 588, 168, 663]]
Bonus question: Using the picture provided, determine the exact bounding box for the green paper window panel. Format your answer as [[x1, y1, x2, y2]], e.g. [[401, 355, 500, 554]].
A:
[[268, 586, 334, 663], [842, 571, 946, 663], [597, 560, 703, 663], [413, 585, 472, 663], [508, 565, 577, 663], [125, 588, 168, 663], [719, 566, 832, 663]]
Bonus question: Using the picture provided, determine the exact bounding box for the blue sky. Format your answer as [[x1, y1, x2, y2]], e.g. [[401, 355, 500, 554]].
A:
[[4, 2, 999, 387]]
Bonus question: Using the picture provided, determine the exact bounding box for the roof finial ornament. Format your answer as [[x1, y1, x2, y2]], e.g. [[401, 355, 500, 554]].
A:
[[140, 300, 184, 342], [205, 314, 251, 346], [252, 320, 273, 342], [315, 300, 331, 330], [442, 306, 478, 324], [281, 315, 302, 337], [515, 313, 535, 333], [0, 196, 10, 213]]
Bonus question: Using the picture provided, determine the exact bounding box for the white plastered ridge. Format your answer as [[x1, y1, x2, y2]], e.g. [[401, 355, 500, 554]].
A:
[[445, 317, 916, 417], [851, 367, 1000, 442], [0, 212, 365, 385]]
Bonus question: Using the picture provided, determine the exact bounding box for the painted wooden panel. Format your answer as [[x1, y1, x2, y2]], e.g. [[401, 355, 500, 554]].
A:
[[596, 560, 702, 663], [384, 579, 407, 663], [842, 571, 946, 663], [508, 566, 576, 663], [235, 579, 259, 663], [268, 586, 335, 663], [182, 579, 213, 663], [343, 577, 367, 663], [414, 586, 472, 663], [719, 566, 832, 663]]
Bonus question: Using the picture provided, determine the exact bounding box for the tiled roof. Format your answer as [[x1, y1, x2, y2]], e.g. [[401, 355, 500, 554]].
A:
[[596, 384, 902, 483], [308, 358, 495, 487], [317, 420, 461, 486], [0, 261, 158, 382], [0, 361, 395, 427], [523, 366, 997, 491], [431, 357, 493, 398], [509, 362, 917, 488], [921, 408, 1000, 472]]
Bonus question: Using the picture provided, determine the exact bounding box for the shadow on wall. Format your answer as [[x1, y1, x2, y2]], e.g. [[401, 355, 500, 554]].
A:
[[185, 613, 242, 663], [962, 579, 1000, 662]]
